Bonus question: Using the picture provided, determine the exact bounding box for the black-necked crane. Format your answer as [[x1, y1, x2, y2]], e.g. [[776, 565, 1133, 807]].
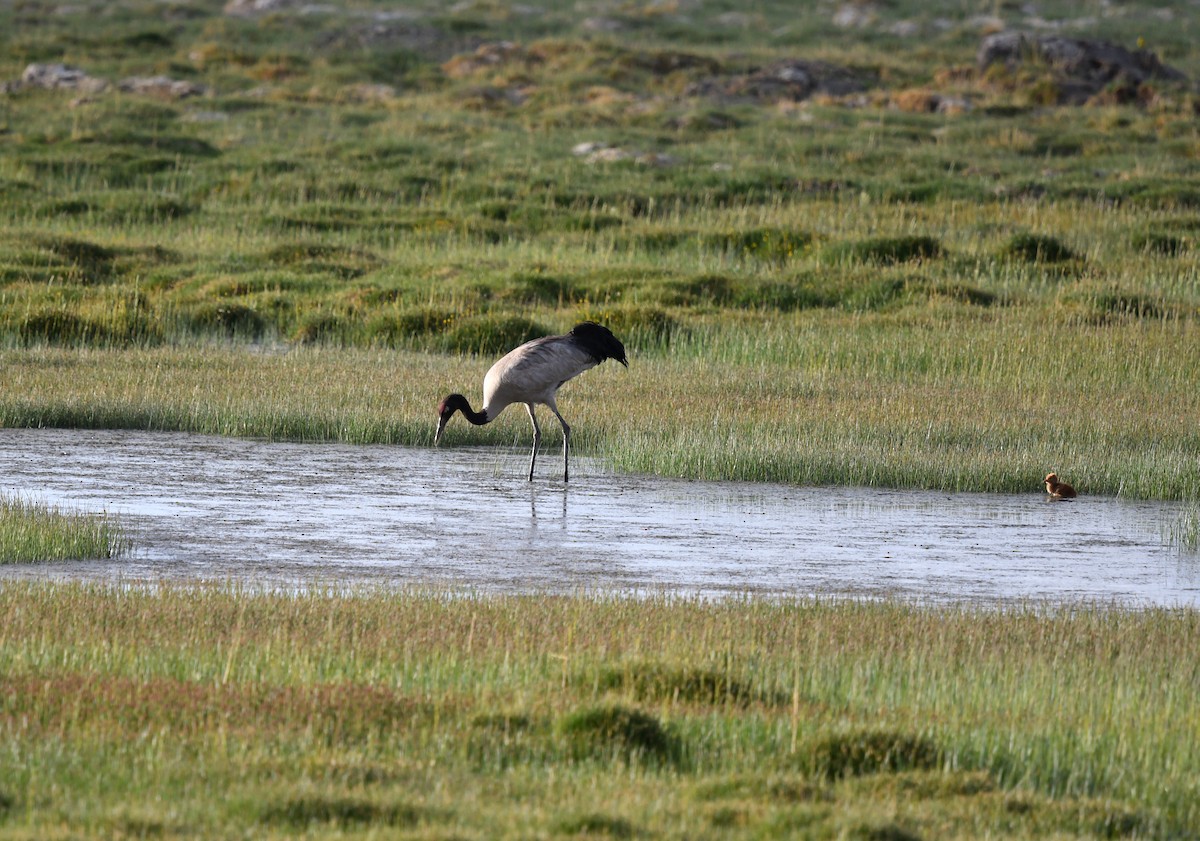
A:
[[434, 321, 628, 482], [1043, 472, 1078, 499]]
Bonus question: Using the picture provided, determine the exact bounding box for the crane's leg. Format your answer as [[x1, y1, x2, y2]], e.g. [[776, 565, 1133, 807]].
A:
[[547, 405, 571, 483], [524, 403, 541, 481]]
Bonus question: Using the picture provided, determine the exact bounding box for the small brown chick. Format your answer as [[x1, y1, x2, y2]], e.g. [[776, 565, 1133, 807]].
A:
[[1043, 472, 1077, 499]]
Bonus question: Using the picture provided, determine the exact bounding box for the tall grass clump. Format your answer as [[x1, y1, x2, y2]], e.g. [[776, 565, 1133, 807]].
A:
[[0, 495, 127, 563], [823, 235, 944, 266], [1167, 502, 1200, 552], [1000, 232, 1079, 263]]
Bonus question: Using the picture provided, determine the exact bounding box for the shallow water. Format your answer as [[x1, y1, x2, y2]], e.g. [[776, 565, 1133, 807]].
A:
[[1, 428, 1197, 605]]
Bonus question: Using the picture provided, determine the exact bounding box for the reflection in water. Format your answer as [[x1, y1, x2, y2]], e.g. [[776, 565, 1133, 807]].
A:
[[0, 428, 1197, 605], [527, 484, 569, 530]]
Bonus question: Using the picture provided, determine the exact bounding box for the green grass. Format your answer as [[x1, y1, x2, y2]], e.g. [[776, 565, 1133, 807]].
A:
[[0, 583, 1197, 838], [0, 495, 127, 563]]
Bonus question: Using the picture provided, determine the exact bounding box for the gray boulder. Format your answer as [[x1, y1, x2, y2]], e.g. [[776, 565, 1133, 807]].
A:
[[20, 63, 108, 93], [978, 32, 1188, 104], [118, 76, 208, 99]]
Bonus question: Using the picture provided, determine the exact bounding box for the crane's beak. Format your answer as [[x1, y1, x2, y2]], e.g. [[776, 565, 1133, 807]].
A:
[[434, 417, 447, 446]]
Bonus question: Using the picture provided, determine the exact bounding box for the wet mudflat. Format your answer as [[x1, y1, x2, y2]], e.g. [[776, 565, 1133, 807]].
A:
[[1, 428, 1196, 605]]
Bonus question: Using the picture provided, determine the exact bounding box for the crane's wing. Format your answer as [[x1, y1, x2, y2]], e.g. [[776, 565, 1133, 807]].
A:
[[482, 334, 599, 415]]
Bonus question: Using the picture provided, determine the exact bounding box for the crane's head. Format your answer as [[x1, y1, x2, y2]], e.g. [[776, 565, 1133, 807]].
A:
[[571, 322, 628, 368], [435, 393, 473, 446], [434, 395, 455, 446]]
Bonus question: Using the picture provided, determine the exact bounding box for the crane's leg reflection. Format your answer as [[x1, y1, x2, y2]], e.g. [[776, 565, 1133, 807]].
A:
[[528, 484, 570, 531]]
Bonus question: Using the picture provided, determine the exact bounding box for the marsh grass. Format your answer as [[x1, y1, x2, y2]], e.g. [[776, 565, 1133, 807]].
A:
[[1000, 232, 1080, 264], [0, 583, 1197, 838], [558, 704, 681, 766], [823, 235, 944, 266], [803, 730, 943, 780], [1167, 502, 1200, 553], [0, 495, 127, 563]]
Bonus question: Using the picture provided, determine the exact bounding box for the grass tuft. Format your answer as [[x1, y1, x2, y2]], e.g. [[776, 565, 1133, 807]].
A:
[[847, 822, 923, 841], [292, 313, 347, 345], [702, 228, 813, 264], [183, 303, 267, 339], [826, 236, 943, 266], [33, 235, 117, 283], [554, 813, 637, 838], [803, 729, 942, 780], [1001, 233, 1079, 263], [443, 314, 549, 355], [0, 495, 128, 563], [259, 793, 421, 828], [559, 704, 679, 765], [591, 662, 776, 707], [1167, 503, 1200, 552], [17, 310, 98, 346], [575, 306, 677, 348], [1131, 231, 1187, 257]]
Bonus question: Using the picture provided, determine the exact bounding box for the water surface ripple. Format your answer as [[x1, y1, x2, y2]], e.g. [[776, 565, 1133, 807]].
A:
[[2, 429, 1197, 605]]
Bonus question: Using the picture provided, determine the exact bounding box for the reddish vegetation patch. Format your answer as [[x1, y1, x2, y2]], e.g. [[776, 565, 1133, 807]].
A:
[[1, 673, 431, 740]]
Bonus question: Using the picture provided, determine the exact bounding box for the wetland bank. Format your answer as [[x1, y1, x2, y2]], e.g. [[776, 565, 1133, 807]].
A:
[[3, 0, 1200, 836]]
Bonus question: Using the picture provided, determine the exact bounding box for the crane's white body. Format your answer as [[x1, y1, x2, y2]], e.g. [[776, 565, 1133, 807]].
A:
[[481, 334, 598, 421], [479, 334, 599, 482]]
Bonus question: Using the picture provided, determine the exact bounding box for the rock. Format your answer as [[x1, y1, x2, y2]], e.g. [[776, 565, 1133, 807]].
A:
[[978, 32, 1188, 104], [572, 141, 610, 156], [580, 146, 677, 166], [892, 89, 973, 114], [337, 83, 398, 103], [687, 59, 866, 103], [585, 147, 634, 164], [887, 20, 922, 38], [636, 152, 677, 167], [225, 0, 333, 15], [833, 2, 876, 28], [118, 76, 207, 99], [224, 0, 303, 15], [182, 111, 231, 123], [581, 17, 624, 33], [714, 12, 757, 28], [20, 63, 108, 94], [457, 84, 529, 108], [936, 95, 972, 114]]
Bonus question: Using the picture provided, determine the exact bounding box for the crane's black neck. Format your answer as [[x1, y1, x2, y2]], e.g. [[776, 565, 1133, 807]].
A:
[[440, 393, 489, 426]]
